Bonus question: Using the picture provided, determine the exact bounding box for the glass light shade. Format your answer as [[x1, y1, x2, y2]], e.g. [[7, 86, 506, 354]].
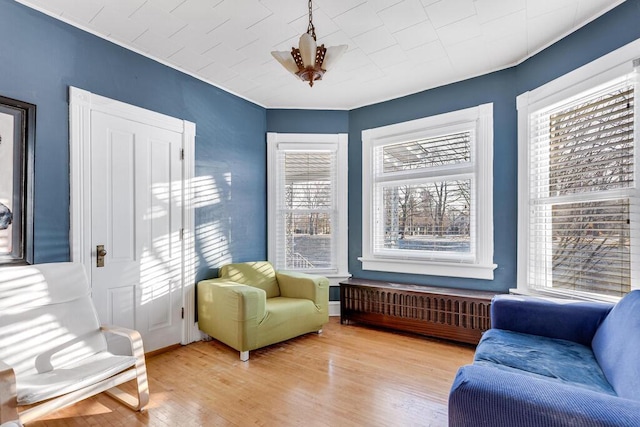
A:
[[322, 45, 348, 71], [298, 33, 317, 68], [271, 51, 299, 74]]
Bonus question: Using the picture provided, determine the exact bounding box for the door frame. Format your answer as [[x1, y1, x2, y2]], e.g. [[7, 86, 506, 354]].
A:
[[69, 86, 199, 345]]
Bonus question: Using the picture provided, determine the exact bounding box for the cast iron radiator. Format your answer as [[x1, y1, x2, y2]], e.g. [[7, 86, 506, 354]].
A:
[[339, 279, 497, 345]]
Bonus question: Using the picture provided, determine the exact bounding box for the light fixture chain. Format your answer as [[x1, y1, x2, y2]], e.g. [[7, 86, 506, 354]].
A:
[[307, 0, 317, 40]]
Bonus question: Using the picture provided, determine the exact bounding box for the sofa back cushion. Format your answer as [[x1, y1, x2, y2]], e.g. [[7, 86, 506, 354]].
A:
[[592, 290, 640, 400], [0, 263, 107, 377], [219, 262, 280, 298]]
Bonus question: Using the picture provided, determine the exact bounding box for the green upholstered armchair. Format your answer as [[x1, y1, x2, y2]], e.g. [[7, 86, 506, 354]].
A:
[[197, 261, 329, 361]]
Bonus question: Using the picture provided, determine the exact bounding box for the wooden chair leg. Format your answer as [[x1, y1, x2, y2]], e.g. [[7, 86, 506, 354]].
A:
[[101, 326, 149, 411], [0, 362, 19, 424], [105, 362, 149, 411]]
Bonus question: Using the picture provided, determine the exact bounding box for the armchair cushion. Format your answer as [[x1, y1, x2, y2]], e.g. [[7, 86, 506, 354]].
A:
[[257, 297, 320, 348], [219, 262, 280, 298], [17, 351, 136, 405], [0, 263, 108, 379]]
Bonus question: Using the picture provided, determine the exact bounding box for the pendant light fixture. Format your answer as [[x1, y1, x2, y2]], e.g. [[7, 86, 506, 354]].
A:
[[271, 0, 347, 87]]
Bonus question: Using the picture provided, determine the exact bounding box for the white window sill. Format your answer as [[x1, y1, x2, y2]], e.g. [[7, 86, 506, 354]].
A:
[[359, 257, 497, 280]]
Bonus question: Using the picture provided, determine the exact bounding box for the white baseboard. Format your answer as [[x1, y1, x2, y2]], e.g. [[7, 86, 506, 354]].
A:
[[329, 301, 341, 317]]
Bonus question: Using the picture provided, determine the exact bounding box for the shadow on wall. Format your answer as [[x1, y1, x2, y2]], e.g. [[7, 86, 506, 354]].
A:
[[194, 159, 233, 282]]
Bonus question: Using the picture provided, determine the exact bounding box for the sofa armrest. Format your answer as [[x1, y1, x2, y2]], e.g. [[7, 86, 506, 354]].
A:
[[0, 360, 19, 424], [276, 271, 329, 308], [449, 364, 640, 427], [491, 294, 613, 345]]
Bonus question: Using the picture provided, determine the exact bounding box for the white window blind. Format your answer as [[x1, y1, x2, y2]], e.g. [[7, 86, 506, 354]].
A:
[[267, 133, 348, 280], [528, 77, 637, 298], [275, 149, 337, 271], [382, 132, 471, 172]]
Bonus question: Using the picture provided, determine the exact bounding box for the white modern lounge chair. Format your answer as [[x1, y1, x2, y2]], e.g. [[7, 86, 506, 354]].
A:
[[0, 262, 149, 424]]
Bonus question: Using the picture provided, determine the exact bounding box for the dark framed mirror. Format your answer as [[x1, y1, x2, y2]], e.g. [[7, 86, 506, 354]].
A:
[[0, 95, 35, 265]]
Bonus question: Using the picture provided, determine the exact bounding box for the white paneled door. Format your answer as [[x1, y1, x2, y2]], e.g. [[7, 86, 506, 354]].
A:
[[90, 111, 183, 353], [70, 87, 197, 354]]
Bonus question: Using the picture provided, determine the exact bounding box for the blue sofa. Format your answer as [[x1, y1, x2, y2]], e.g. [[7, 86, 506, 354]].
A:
[[449, 291, 640, 426]]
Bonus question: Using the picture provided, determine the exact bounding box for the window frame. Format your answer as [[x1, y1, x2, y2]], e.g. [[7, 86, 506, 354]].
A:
[[267, 132, 349, 282], [360, 104, 496, 280], [516, 39, 640, 302]]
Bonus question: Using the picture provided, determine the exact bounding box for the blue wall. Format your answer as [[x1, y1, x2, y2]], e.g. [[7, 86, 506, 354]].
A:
[[348, 70, 518, 292], [3, 0, 639, 293], [517, 0, 640, 95], [0, 0, 267, 281], [266, 109, 349, 133], [268, 0, 640, 294]]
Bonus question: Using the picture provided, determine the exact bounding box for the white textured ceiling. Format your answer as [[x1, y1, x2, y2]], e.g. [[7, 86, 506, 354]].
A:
[[16, 0, 625, 110]]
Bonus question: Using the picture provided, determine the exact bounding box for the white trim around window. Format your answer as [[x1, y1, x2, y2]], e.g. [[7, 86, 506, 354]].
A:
[[360, 104, 496, 280], [267, 132, 350, 286], [516, 38, 640, 302]]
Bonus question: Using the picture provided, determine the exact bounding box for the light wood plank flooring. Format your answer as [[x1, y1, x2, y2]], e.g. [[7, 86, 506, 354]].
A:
[[28, 318, 474, 427]]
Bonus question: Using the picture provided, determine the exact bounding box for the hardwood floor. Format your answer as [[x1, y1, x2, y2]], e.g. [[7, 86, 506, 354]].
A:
[[28, 318, 474, 427]]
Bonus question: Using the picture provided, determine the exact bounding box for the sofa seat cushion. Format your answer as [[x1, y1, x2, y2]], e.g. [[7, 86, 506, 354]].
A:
[[474, 329, 615, 396], [256, 297, 322, 348], [17, 351, 136, 405]]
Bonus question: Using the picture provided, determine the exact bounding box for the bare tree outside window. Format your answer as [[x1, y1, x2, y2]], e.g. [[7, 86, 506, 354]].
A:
[[281, 152, 334, 270], [541, 85, 634, 297], [383, 181, 471, 252], [379, 132, 473, 254], [268, 133, 348, 277]]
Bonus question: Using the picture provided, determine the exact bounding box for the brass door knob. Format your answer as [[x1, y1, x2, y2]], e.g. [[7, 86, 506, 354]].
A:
[[97, 245, 107, 267]]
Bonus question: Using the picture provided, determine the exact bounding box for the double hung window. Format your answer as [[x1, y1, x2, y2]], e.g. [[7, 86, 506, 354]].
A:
[[267, 133, 348, 279], [517, 43, 639, 300]]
